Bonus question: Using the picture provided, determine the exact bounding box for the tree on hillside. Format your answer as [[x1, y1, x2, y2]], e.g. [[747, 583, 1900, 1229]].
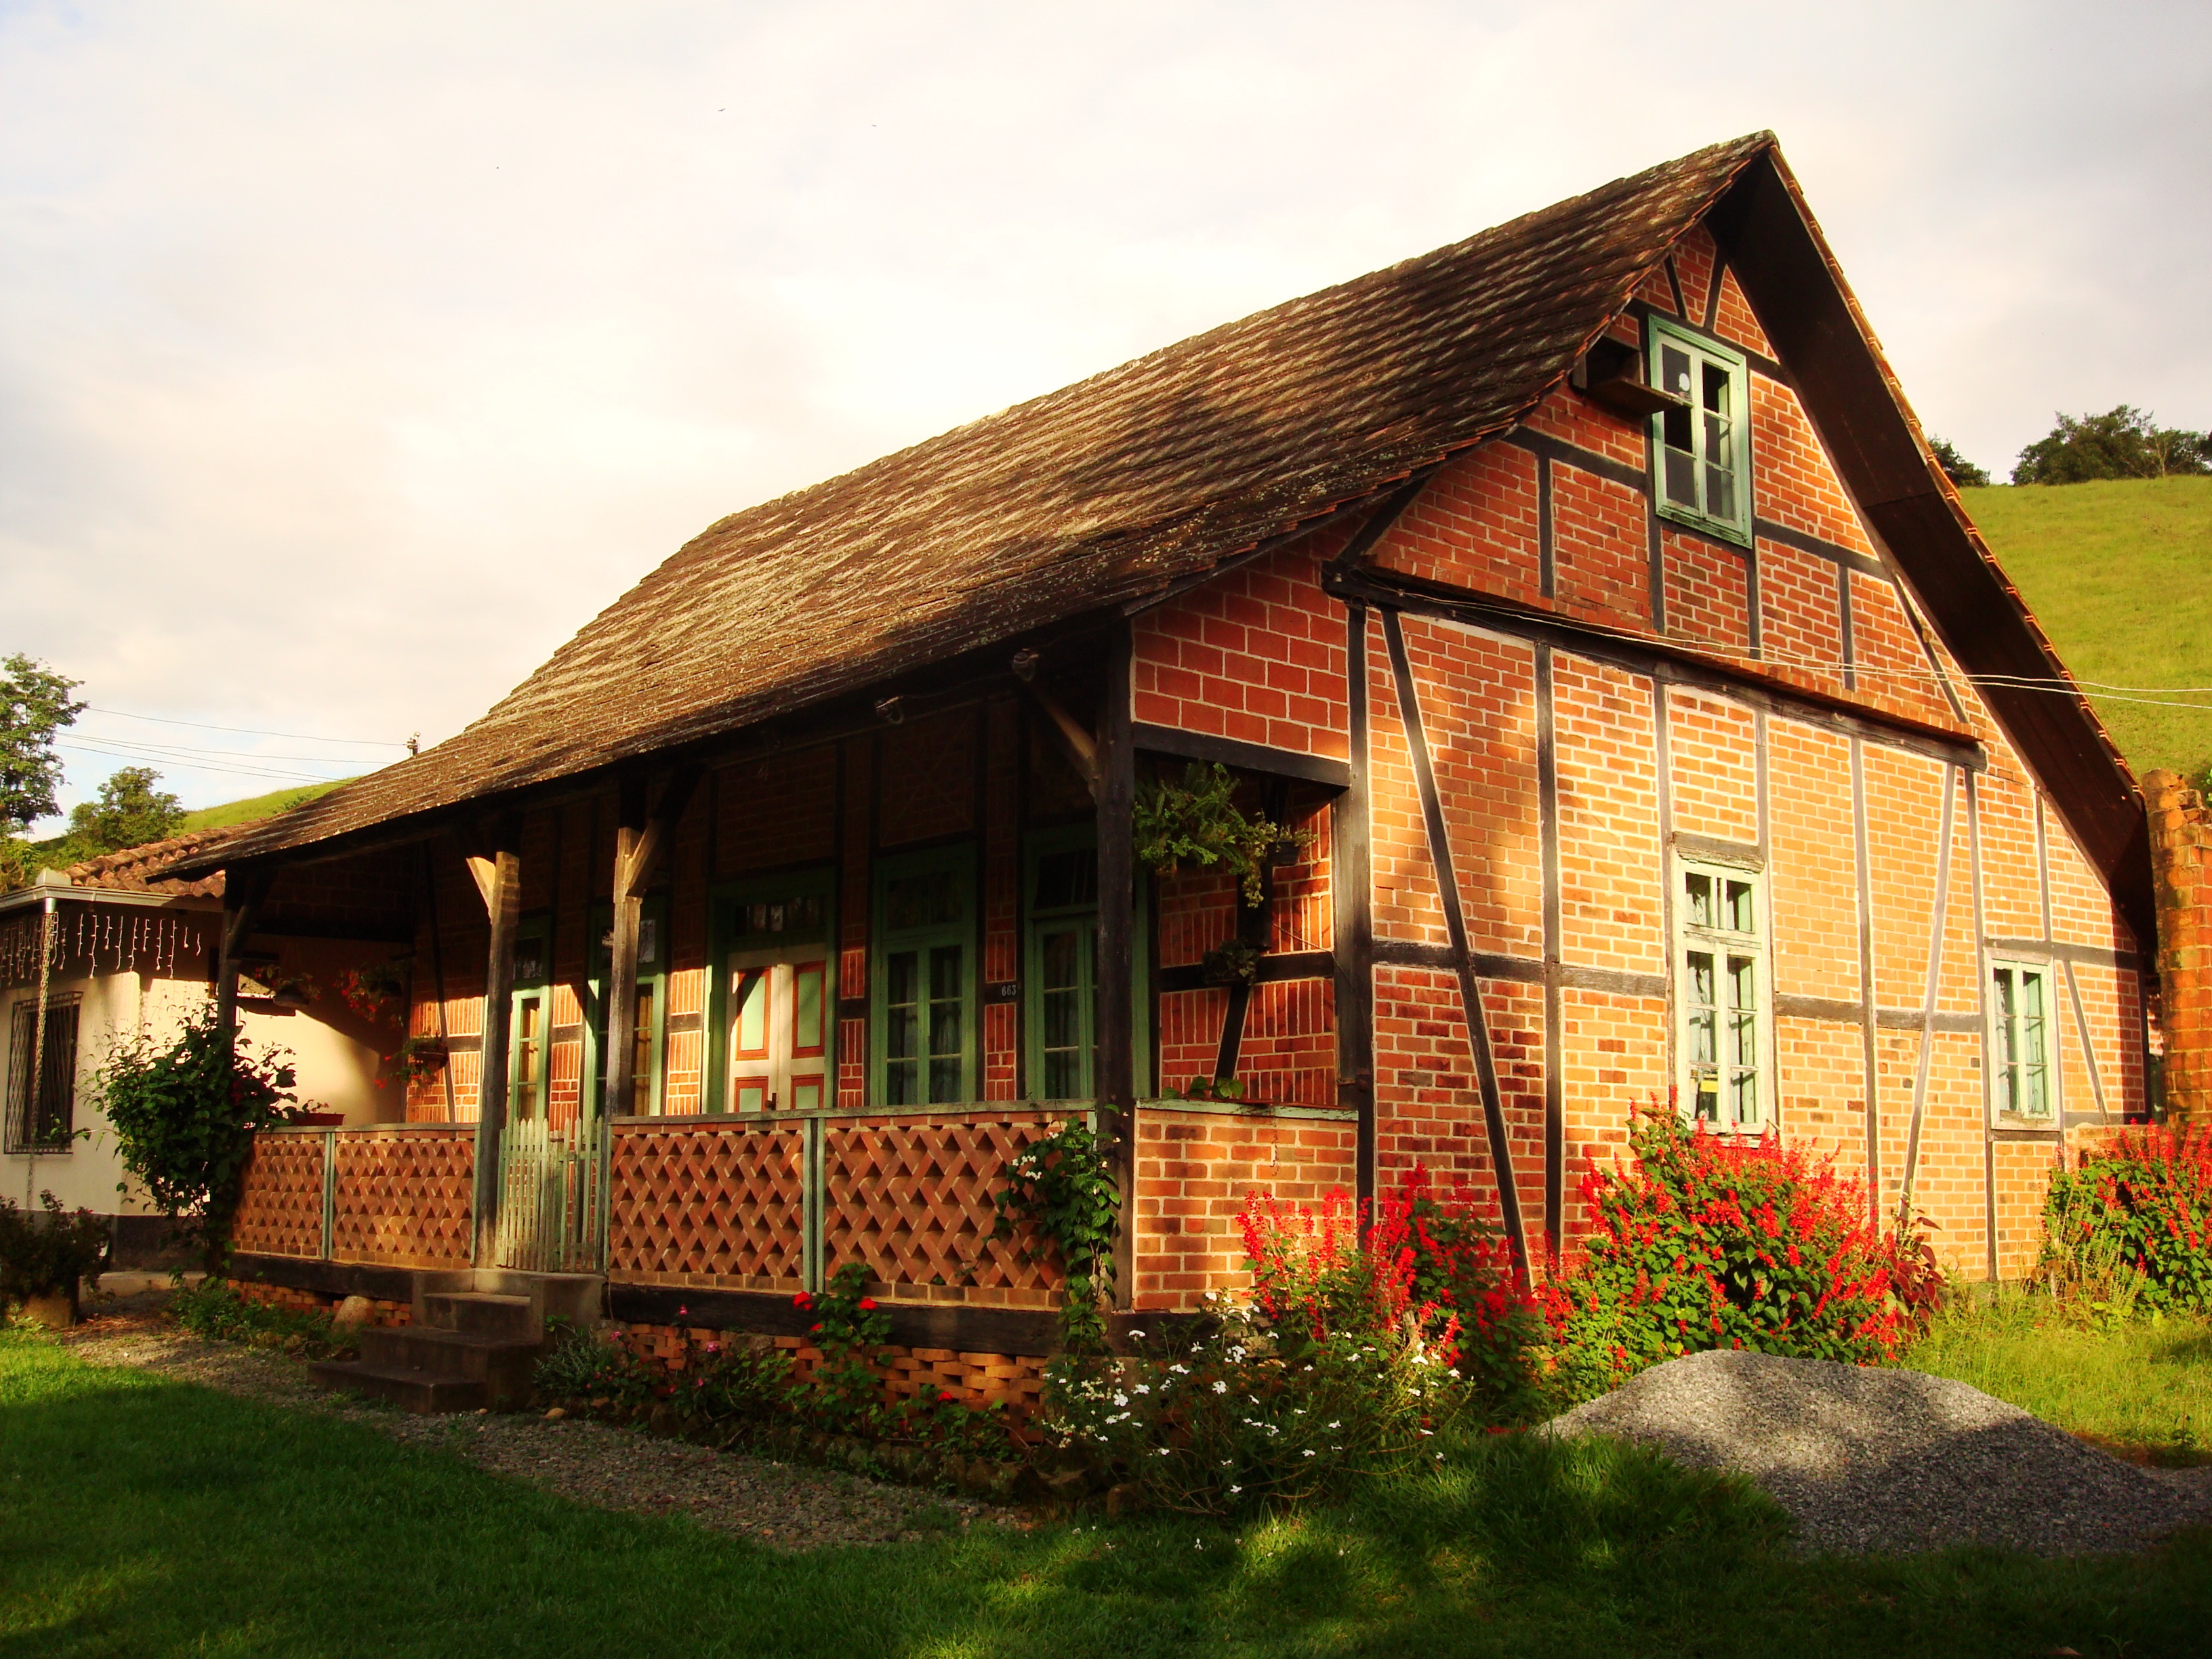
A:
[[1927, 437, 1990, 489], [2012, 407, 2212, 485], [66, 766, 185, 857]]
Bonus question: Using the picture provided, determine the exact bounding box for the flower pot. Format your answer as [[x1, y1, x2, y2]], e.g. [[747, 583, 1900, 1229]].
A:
[[22, 1290, 76, 1329]]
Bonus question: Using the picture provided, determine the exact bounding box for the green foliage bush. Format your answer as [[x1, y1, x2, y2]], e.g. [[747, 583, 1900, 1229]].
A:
[[2043, 1127, 2212, 1317], [1537, 1108, 1942, 1404], [92, 998, 296, 1271], [0, 1191, 110, 1308], [992, 1118, 1118, 1350], [533, 1319, 660, 1407], [1134, 762, 1308, 906], [169, 1278, 351, 1358]]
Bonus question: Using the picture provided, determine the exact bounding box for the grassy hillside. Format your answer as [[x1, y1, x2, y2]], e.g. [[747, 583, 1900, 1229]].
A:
[[1959, 476, 2212, 783], [176, 778, 352, 834]]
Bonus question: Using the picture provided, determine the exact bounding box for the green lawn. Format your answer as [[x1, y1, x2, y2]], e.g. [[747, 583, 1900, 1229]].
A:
[[4, 1334, 2209, 1658], [1961, 476, 2212, 781], [1907, 1294, 2212, 1465]]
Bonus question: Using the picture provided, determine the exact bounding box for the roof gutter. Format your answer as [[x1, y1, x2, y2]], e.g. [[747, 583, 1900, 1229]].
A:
[[0, 871, 221, 919]]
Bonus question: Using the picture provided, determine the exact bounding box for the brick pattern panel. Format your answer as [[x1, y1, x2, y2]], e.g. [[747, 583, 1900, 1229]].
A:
[[1159, 986, 1231, 1097], [1158, 867, 1238, 970], [1271, 796, 1332, 956], [1130, 543, 1350, 760], [1235, 978, 1337, 1108], [607, 1118, 805, 1290], [1849, 569, 1962, 729], [1661, 528, 1751, 657], [1975, 766, 2045, 941], [1551, 463, 1650, 626], [2044, 798, 2140, 957], [1132, 1105, 1358, 1311], [821, 1111, 1067, 1308], [879, 710, 976, 846], [617, 1324, 1048, 1412], [1755, 537, 1848, 699], [1864, 747, 1948, 1008], [1752, 376, 1875, 556], [1558, 987, 1668, 1238], [716, 745, 836, 876], [233, 1133, 327, 1259], [1992, 1139, 2063, 1281], [1372, 443, 1541, 605], [1665, 687, 1759, 846], [1554, 654, 1663, 975], [1774, 1016, 1868, 1164], [1518, 376, 1645, 469], [1672, 226, 1719, 327], [1712, 264, 1774, 357], [1767, 718, 1860, 1004], [331, 1129, 474, 1268]]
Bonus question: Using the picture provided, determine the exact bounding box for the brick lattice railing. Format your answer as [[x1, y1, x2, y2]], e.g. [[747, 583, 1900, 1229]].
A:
[[230, 1131, 327, 1258], [607, 1117, 807, 1292]]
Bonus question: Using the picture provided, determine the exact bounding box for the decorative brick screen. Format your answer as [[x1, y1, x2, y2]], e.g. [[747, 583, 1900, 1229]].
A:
[[232, 1132, 327, 1259], [821, 1110, 1067, 1307], [331, 1128, 474, 1268], [607, 1118, 806, 1291]]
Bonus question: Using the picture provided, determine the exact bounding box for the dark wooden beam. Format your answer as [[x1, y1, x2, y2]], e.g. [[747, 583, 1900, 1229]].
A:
[[471, 824, 521, 1267], [607, 766, 704, 1122], [1336, 600, 1376, 1206], [1380, 610, 1528, 1273], [213, 867, 274, 1084], [1131, 723, 1351, 790], [1095, 620, 1137, 1307]]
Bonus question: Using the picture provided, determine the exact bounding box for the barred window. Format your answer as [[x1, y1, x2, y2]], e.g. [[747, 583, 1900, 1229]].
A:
[[5, 996, 81, 1153]]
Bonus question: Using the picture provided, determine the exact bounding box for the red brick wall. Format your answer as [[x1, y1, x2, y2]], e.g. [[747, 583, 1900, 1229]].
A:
[[1132, 1105, 1358, 1311]]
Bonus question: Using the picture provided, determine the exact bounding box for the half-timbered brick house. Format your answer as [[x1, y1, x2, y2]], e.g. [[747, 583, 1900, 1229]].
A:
[[199, 133, 2152, 1409]]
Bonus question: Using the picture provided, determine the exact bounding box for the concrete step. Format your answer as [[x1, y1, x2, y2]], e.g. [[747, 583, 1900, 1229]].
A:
[[357, 1326, 541, 1406], [424, 1292, 537, 1341], [308, 1359, 486, 1414]]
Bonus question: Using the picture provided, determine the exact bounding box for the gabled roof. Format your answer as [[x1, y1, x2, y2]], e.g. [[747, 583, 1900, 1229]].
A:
[[192, 131, 2152, 945], [203, 131, 1778, 864]]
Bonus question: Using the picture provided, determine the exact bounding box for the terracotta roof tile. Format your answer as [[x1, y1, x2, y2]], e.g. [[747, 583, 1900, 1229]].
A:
[[201, 132, 1775, 868], [65, 823, 256, 898]]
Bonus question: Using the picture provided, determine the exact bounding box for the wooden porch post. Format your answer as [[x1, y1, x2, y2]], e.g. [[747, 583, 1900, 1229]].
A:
[[214, 867, 272, 1071], [1094, 621, 1138, 1308], [607, 767, 703, 1122], [469, 827, 521, 1267]]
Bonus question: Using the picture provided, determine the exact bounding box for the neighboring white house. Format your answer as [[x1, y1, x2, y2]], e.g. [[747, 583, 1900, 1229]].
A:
[[1, 826, 403, 1261]]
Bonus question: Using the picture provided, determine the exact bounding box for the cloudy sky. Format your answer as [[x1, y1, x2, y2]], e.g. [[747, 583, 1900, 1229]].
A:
[[3, 1, 2207, 825]]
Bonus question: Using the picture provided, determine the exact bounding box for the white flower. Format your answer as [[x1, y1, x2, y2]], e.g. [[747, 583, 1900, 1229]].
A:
[[1193, 1540, 1204, 1550], [1212, 1380, 1229, 1394], [1158, 1447, 1172, 1456], [1326, 1421, 1340, 1430], [1221, 1459, 1233, 1467], [1128, 1328, 1145, 1338], [1229, 1484, 1242, 1494], [1132, 1384, 1150, 1395], [1302, 1450, 1316, 1458], [1113, 1392, 1128, 1408]]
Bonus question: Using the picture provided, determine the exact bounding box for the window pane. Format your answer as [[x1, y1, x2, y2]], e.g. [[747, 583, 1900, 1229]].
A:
[[1704, 459, 1737, 523], [735, 968, 767, 1056], [887, 871, 962, 930], [632, 983, 655, 1103], [1033, 848, 1098, 912], [1725, 880, 1755, 935], [1731, 1067, 1759, 1126], [1664, 446, 1697, 506], [1702, 360, 1731, 416], [1040, 926, 1086, 1100], [926, 944, 964, 1103], [885, 950, 920, 1064], [515, 994, 543, 1119], [793, 963, 824, 1056], [1694, 1075, 1719, 1122], [1662, 344, 1693, 402], [1685, 873, 1713, 929], [1687, 950, 1717, 1065]]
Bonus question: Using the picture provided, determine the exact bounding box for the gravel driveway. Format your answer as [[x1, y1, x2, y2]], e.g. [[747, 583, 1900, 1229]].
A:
[[50, 1299, 1017, 1552], [1544, 1349, 2212, 1557]]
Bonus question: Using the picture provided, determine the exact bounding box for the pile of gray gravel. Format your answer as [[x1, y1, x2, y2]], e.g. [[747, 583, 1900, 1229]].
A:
[[1543, 1349, 2212, 1556]]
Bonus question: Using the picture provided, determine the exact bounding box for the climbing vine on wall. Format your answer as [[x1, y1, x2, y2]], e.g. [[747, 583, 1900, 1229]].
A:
[[994, 1118, 1120, 1351]]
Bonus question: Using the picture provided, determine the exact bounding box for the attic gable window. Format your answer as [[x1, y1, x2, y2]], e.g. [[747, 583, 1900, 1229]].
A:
[[1647, 316, 1751, 546]]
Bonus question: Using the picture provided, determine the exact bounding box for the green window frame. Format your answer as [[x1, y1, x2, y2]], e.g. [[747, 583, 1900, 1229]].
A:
[[1675, 861, 1766, 1129], [583, 897, 667, 1118], [1647, 315, 1752, 546], [509, 916, 554, 1122], [1990, 960, 2055, 1120], [1021, 825, 1154, 1103], [705, 866, 837, 1114], [872, 845, 978, 1106]]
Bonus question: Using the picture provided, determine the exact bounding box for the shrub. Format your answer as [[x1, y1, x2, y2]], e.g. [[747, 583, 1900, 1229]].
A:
[[1042, 1297, 1464, 1516], [92, 998, 296, 1272], [169, 1278, 351, 1358], [1539, 1108, 1939, 1404], [2043, 1127, 2212, 1317], [0, 1192, 110, 1309], [532, 1320, 659, 1408], [991, 1120, 1119, 1351]]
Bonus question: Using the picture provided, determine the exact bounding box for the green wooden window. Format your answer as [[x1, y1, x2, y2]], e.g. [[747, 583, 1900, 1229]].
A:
[[1647, 316, 1751, 546], [509, 918, 553, 1122], [1676, 862, 1765, 1128], [583, 898, 666, 1117], [1991, 962, 2054, 1119], [1025, 831, 1101, 1101], [708, 867, 836, 1115], [872, 846, 977, 1105]]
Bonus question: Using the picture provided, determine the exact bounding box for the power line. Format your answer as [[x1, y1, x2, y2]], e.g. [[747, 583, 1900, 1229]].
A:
[[83, 705, 411, 747]]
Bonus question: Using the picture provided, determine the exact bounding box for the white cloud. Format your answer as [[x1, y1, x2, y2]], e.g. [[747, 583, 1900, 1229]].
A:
[[3, 0, 2207, 821]]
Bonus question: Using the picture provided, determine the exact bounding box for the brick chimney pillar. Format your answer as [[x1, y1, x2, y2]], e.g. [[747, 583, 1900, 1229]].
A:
[[2145, 769, 2212, 1126]]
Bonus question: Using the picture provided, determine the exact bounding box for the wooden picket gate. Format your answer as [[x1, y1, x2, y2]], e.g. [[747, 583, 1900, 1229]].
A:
[[495, 1115, 611, 1273]]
